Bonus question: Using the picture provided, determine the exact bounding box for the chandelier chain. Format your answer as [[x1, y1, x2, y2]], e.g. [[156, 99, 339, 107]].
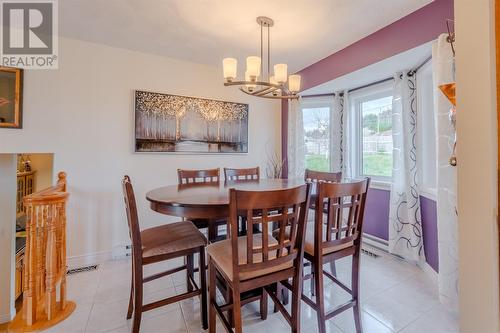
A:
[[267, 25, 271, 81]]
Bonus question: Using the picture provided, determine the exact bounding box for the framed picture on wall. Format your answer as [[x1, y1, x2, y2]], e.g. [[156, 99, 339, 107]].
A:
[[134, 90, 249, 153], [0, 67, 23, 129]]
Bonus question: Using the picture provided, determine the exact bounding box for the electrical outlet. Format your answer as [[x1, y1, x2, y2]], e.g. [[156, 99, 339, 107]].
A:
[[112, 244, 132, 259]]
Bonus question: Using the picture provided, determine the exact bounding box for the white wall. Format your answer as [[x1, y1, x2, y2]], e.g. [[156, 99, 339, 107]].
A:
[[29, 153, 54, 191], [456, 0, 499, 332], [0, 155, 16, 322], [0, 37, 281, 264]]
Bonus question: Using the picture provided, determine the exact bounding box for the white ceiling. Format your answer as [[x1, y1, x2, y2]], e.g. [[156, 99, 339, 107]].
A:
[[59, 0, 432, 73], [301, 41, 433, 95]]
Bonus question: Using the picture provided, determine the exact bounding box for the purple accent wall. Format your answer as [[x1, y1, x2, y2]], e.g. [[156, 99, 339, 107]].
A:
[[364, 188, 390, 240], [421, 196, 439, 272], [362, 188, 439, 273], [297, 0, 454, 91]]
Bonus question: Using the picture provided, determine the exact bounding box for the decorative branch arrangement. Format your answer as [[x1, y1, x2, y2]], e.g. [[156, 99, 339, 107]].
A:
[[265, 148, 284, 179]]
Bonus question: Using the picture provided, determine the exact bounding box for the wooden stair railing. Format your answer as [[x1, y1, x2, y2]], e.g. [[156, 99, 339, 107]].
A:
[[9, 172, 76, 332]]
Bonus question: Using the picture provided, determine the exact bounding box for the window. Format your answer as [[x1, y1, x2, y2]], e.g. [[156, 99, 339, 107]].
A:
[[301, 100, 331, 172], [299, 71, 437, 192], [352, 84, 393, 181]]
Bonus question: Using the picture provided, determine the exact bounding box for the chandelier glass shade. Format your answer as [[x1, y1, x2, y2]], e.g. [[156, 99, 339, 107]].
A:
[[222, 16, 300, 99]]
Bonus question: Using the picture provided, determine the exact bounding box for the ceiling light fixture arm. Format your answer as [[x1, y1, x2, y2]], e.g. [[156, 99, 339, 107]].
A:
[[222, 16, 301, 100]]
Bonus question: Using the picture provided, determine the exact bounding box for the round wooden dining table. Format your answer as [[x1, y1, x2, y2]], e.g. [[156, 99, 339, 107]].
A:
[[146, 178, 306, 220]]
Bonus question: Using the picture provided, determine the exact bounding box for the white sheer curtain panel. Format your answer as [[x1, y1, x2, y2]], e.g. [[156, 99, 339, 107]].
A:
[[388, 71, 425, 263], [287, 99, 305, 179], [432, 33, 458, 312]]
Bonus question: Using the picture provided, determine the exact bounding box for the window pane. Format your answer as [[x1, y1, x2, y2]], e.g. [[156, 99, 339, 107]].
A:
[[361, 96, 393, 177], [303, 107, 330, 172]]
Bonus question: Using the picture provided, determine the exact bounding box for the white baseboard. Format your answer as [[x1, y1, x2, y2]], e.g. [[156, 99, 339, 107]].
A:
[[362, 233, 439, 284], [419, 260, 439, 284], [362, 233, 389, 252], [67, 251, 112, 270]]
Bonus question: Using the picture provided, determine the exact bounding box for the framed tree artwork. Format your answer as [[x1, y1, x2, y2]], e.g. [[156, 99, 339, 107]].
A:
[[134, 90, 249, 153], [0, 67, 23, 129]]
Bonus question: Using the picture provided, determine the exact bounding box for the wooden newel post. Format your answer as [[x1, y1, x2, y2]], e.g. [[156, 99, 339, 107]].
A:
[[9, 171, 76, 332], [57, 172, 67, 191]]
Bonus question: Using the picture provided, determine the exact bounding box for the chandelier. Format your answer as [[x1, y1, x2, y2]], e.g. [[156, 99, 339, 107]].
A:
[[222, 16, 301, 99]]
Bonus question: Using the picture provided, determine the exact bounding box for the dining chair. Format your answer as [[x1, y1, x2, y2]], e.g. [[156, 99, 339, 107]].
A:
[[207, 184, 311, 333], [224, 166, 261, 236], [304, 169, 342, 184], [303, 169, 343, 290], [302, 178, 370, 333], [122, 175, 208, 333], [223, 167, 260, 181], [178, 168, 220, 184], [177, 168, 226, 242]]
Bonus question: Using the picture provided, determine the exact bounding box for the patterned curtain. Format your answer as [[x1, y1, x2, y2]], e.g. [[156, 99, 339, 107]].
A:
[[341, 91, 351, 178], [432, 34, 458, 312], [331, 91, 351, 176], [287, 99, 305, 179], [331, 93, 343, 173], [388, 71, 425, 263]]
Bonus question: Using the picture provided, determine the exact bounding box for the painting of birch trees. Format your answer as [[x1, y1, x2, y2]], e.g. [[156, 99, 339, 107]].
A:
[[135, 91, 249, 153]]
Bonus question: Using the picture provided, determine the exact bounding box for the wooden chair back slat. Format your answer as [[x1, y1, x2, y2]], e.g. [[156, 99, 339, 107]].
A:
[[229, 184, 310, 277], [276, 207, 288, 257], [261, 209, 269, 262], [246, 209, 253, 264], [177, 168, 220, 184], [224, 167, 260, 181], [315, 179, 370, 251], [304, 169, 342, 183], [289, 204, 299, 248]]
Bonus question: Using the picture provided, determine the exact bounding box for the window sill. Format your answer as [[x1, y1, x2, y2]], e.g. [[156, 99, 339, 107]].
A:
[[419, 187, 437, 201], [366, 181, 437, 201], [369, 180, 391, 191]]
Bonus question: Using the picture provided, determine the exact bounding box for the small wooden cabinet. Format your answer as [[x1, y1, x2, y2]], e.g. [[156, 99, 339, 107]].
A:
[[16, 171, 35, 215], [15, 249, 25, 299], [15, 171, 34, 300]]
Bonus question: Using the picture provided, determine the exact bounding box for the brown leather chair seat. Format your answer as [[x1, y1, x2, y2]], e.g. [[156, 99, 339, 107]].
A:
[[141, 221, 207, 262], [206, 234, 292, 281]]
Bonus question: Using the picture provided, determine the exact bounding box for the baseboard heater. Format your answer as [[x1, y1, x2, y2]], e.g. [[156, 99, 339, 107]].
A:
[[361, 233, 389, 257], [67, 264, 99, 275]]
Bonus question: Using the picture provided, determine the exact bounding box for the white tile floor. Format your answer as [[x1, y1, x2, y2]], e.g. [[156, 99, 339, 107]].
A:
[[31, 251, 458, 333]]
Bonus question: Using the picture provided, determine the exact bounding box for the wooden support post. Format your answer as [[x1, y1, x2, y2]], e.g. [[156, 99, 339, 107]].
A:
[[59, 202, 67, 309], [45, 205, 57, 320]]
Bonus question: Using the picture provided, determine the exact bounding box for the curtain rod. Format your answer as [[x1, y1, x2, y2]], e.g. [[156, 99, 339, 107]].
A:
[[413, 55, 432, 72], [300, 55, 432, 99]]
